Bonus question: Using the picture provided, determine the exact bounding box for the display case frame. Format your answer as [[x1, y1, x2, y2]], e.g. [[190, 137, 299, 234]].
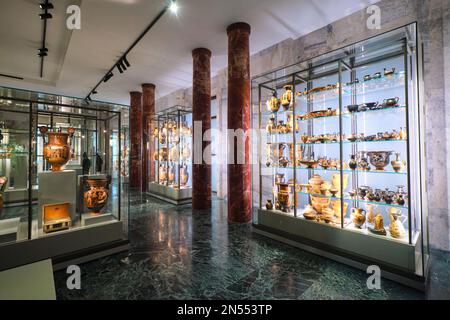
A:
[[251, 23, 429, 289], [0, 87, 130, 271], [148, 105, 192, 205]]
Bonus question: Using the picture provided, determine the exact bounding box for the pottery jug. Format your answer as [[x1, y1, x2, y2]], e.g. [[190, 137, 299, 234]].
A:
[[267, 92, 280, 112], [266, 116, 276, 134], [391, 152, 405, 172], [280, 85, 293, 109], [84, 178, 109, 214], [351, 207, 366, 228], [366, 204, 377, 224], [168, 164, 176, 184], [388, 210, 407, 238], [39, 126, 75, 172], [349, 154, 358, 170], [266, 200, 273, 210], [159, 164, 168, 182], [180, 163, 189, 186], [182, 144, 191, 160]]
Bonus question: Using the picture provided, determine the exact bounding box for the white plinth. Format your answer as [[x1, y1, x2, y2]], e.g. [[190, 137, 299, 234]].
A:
[[82, 213, 115, 226], [0, 217, 20, 244], [38, 170, 77, 229]]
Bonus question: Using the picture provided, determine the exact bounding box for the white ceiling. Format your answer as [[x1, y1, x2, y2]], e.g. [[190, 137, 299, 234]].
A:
[[0, 0, 377, 105]]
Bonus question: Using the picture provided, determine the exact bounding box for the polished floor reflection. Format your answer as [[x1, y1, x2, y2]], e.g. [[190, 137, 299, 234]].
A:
[[54, 193, 450, 299]]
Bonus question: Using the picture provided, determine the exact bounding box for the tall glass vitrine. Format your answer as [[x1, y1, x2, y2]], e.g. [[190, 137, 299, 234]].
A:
[[252, 23, 428, 288]]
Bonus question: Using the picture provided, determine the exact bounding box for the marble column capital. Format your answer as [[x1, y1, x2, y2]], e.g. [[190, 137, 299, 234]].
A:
[[227, 22, 251, 36]]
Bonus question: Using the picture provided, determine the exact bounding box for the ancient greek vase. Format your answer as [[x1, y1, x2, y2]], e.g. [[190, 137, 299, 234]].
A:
[[84, 178, 109, 214], [180, 163, 189, 186], [39, 127, 75, 172]]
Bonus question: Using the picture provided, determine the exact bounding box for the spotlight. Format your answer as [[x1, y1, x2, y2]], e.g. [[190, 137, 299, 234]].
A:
[[119, 59, 127, 71], [169, 1, 178, 14], [39, 12, 52, 19], [117, 64, 123, 73], [123, 56, 130, 68], [103, 72, 114, 82], [39, 2, 54, 10], [38, 48, 48, 57]]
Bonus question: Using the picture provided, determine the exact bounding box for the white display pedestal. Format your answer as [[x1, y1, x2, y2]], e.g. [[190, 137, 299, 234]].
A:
[[38, 170, 77, 229], [0, 217, 20, 244], [82, 213, 115, 226]]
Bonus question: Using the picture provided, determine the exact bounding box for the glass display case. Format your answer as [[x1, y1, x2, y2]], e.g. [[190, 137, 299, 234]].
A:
[[252, 23, 428, 288], [0, 87, 130, 271], [148, 105, 192, 204]]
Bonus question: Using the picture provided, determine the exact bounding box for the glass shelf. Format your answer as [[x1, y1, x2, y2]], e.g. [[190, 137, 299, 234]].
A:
[[295, 139, 406, 146], [348, 197, 408, 209], [267, 166, 407, 175]]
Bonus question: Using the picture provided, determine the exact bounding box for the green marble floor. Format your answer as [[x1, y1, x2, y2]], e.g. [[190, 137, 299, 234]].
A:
[[54, 193, 450, 300]]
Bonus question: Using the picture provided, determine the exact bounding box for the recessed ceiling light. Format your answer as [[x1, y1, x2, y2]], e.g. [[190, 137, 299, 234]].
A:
[[169, 1, 178, 14]]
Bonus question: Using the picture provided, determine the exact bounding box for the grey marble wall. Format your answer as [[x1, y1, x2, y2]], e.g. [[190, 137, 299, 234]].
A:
[[156, 0, 450, 251]]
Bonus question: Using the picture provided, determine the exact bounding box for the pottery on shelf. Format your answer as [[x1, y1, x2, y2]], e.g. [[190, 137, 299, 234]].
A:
[[332, 200, 348, 219], [180, 163, 189, 186], [369, 213, 387, 236], [332, 173, 348, 197], [383, 97, 399, 107], [280, 85, 293, 109], [347, 104, 359, 113], [266, 199, 273, 210], [366, 151, 393, 171], [303, 205, 317, 220], [310, 194, 330, 214], [267, 92, 280, 113], [308, 174, 323, 194], [351, 207, 366, 228], [84, 178, 109, 214], [40, 126, 75, 172], [384, 67, 395, 76], [391, 152, 406, 172], [366, 204, 378, 224], [388, 208, 407, 238], [349, 154, 358, 170]]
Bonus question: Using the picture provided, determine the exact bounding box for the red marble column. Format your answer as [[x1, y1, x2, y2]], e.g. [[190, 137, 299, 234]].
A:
[[192, 48, 212, 210], [129, 91, 143, 189], [142, 83, 156, 192], [227, 22, 252, 223]]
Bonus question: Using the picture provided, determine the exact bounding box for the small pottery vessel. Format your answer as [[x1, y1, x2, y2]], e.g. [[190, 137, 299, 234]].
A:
[[322, 208, 335, 223], [84, 178, 109, 214], [363, 74, 371, 81], [388, 209, 407, 238], [280, 85, 293, 109], [399, 127, 407, 140], [320, 181, 331, 196], [349, 189, 357, 198], [310, 194, 330, 214], [332, 200, 349, 219], [383, 97, 399, 107], [168, 164, 175, 184], [277, 191, 291, 212], [369, 214, 387, 235], [181, 144, 191, 160], [332, 173, 348, 197], [349, 154, 358, 170], [391, 152, 405, 172], [351, 207, 366, 228], [40, 126, 75, 172], [329, 187, 339, 197], [309, 174, 323, 194], [347, 104, 359, 113], [396, 194, 406, 206], [358, 186, 370, 199], [357, 152, 370, 171], [266, 200, 273, 210], [366, 204, 378, 224], [267, 92, 280, 112], [279, 157, 289, 168], [303, 205, 317, 220], [366, 151, 393, 171], [384, 67, 395, 76], [266, 116, 276, 134], [159, 164, 168, 182], [275, 173, 285, 185], [180, 163, 189, 186], [373, 72, 382, 79], [169, 146, 179, 162]]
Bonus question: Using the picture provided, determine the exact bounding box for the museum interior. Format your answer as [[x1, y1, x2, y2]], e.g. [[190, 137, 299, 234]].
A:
[[0, 0, 449, 300]]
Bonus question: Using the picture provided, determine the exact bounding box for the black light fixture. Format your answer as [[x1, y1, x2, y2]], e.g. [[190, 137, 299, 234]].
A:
[[39, 2, 54, 10], [39, 12, 52, 19], [117, 64, 124, 73], [119, 59, 127, 70], [123, 56, 130, 68], [103, 72, 114, 82], [92, 90, 98, 95], [38, 47, 48, 57]]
